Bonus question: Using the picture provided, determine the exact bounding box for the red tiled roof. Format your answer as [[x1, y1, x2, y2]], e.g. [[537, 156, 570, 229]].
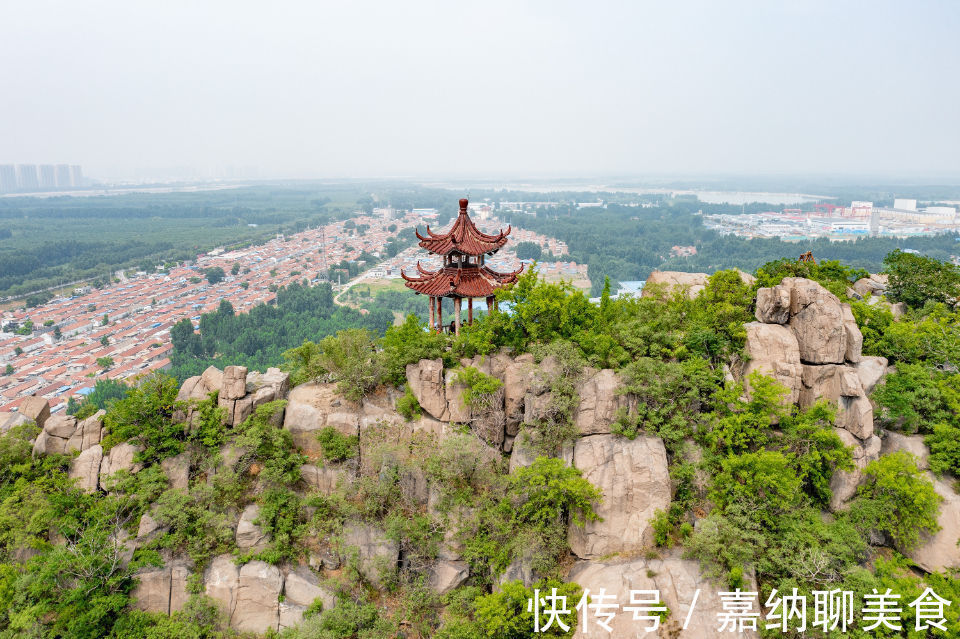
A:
[[402, 263, 522, 298], [415, 199, 511, 257]]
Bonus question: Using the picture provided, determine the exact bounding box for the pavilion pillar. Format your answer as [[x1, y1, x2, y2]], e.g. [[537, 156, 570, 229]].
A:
[[437, 298, 443, 332], [468, 298, 473, 324], [454, 297, 462, 335], [486, 296, 494, 313], [429, 296, 435, 332]]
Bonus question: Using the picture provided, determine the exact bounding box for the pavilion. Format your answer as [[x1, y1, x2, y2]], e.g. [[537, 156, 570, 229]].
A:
[[402, 198, 523, 334]]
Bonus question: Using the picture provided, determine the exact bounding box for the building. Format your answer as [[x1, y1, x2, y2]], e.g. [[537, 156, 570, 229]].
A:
[[17, 165, 39, 190], [55, 164, 71, 188], [38, 165, 56, 190], [893, 198, 917, 211], [0, 165, 16, 193], [402, 198, 522, 334], [69, 165, 83, 187]]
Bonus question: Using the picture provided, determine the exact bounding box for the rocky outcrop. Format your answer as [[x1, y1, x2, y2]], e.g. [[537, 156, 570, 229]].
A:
[[282, 568, 336, 629], [132, 561, 190, 615], [160, 453, 190, 490], [642, 271, 710, 299], [236, 504, 269, 551], [742, 323, 802, 404], [342, 522, 399, 588], [19, 396, 50, 428], [829, 429, 881, 511], [283, 383, 360, 456], [907, 476, 960, 572], [234, 561, 283, 634], [205, 555, 240, 622], [575, 368, 627, 435], [568, 434, 671, 559], [68, 444, 103, 493], [406, 359, 448, 420], [428, 559, 470, 594], [99, 442, 142, 487], [856, 356, 888, 395], [300, 463, 351, 494], [880, 432, 929, 470], [568, 553, 759, 638]]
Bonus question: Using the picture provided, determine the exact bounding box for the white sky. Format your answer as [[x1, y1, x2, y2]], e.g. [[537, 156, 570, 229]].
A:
[[1, 0, 958, 180]]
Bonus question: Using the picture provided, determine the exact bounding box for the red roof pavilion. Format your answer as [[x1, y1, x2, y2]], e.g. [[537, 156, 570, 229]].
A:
[[403, 198, 522, 334]]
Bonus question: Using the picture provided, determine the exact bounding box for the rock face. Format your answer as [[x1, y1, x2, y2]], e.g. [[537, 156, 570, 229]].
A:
[[781, 278, 849, 364], [575, 368, 626, 435], [568, 554, 759, 638], [283, 383, 359, 455], [742, 322, 802, 404], [19, 396, 50, 428], [907, 477, 960, 572], [68, 444, 103, 493], [160, 453, 190, 490], [99, 442, 142, 487], [406, 359, 448, 420], [236, 504, 268, 550], [234, 561, 282, 634], [205, 555, 240, 622], [642, 271, 709, 299], [428, 559, 470, 594], [829, 429, 881, 511], [880, 432, 929, 470], [856, 356, 888, 394], [568, 435, 671, 559], [132, 561, 190, 615], [342, 522, 399, 587], [300, 464, 350, 494]]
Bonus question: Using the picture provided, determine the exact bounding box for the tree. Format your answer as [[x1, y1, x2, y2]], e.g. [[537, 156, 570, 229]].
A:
[[100, 335, 109, 346], [4, 364, 12, 376], [884, 249, 960, 308], [96, 356, 114, 369], [515, 241, 542, 261], [53, 326, 61, 340], [204, 267, 226, 284], [102, 313, 109, 326], [231, 262, 241, 275], [14, 346, 22, 356]]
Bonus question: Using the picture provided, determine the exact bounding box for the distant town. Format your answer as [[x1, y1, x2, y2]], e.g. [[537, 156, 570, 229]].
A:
[[0, 203, 580, 414]]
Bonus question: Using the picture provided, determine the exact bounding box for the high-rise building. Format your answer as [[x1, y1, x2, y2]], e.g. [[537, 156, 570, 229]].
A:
[[17, 165, 39, 190], [38, 165, 56, 189], [55, 164, 71, 188], [70, 165, 83, 187], [0, 165, 16, 193]]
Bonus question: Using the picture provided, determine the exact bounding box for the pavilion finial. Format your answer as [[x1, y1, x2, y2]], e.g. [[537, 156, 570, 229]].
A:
[[459, 198, 468, 212]]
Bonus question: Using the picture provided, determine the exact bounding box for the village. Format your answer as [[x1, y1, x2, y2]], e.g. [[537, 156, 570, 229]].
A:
[[0, 205, 583, 414]]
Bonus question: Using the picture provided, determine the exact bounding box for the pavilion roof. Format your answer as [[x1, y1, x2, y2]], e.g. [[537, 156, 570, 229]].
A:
[[402, 262, 523, 298], [415, 198, 511, 256]]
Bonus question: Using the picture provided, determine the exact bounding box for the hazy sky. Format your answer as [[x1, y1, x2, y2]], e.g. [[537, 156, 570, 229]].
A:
[[2, 1, 958, 180]]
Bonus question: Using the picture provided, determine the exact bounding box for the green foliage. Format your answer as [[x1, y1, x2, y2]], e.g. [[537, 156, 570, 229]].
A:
[[101, 374, 185, 465], [315, 426, 359, 463], [395, 385, 422, 421], [514, 241, 542, 261], [755, 257, 868, 297], [380, 314, 448, 385], [710, 450, 803, 527], [284, 328, 386, 402], [203, 266, 225, 284], [509, 457, 601, 528], [872, 363, 959, 433], [97, 356, 115, 369], [234, 401, 304, 487], [472, 579, 581, 639], [777, 401, 853, 506], [884, 248, 960, 308], [848, 451, 942, 551], [454, 365, 504, 409], [705, 372, 787, 455], [927, 422, 960, 477]]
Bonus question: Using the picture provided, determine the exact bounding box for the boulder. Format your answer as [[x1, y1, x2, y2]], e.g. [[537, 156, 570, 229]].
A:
[[837, 394, 874, 440], [853, 277, 885, 298], [568, 554, 759, 638], [856, 356, 888, 394], [44, 414, 77, 438], [444, 369, 472, 423], [503, 356, 535, 435], [880, 432, 929, 470], [176, 375, 202, 402], [283, 383, 359, 456], [79, 411, 104, 451], [33, 429, 69, 456], [248, 367, 291, 398], [0, 412, 30, 434], [132, 567, 172, 614], [222, 366, 249, 400], [829, 430, 881, 511], [204, 555, 240, 621], [641, 271, 709, 299], [200, 366, 224, 394], [236, 504, 269, 551], [742, 322, 802, 404], [161, 453, 190, 490], [233, 561, 282, 634], [284, 567, 336, 610], [755, 286, 791, 324], [68, 444, 103, 493], [169, 563, 190, 613], [300, 464, 351, 494], [575, 369, 626, 435], [428, 559, 469, 594], [496, 552, 538, 589], [342, 522, 399, 588], [841, 304, 863, 363], [19, 396, 50, 428], [99, 442, 142, 486], [279, 602, 307, 630], [907, 476, 960, 572], [406, 359, 448, 421], [568, 434, 671, 559], [137, 512, 165, 545], [782, 278, 847, 364], [799, 364, 874, 440]]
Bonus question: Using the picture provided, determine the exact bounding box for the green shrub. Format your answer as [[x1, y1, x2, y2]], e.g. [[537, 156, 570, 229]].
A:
[[454, 365, 503, 409], [473, 579, 581, 639], [101, 373, 185, 464], [709, 450, 802, 527], [927, 422, 960, 477], [509, 457, 601, 528], [395, 384, 423, 421], [884, 249, 960, 309], [848, 451, 942, 551], [315, 426, 359, 463]]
